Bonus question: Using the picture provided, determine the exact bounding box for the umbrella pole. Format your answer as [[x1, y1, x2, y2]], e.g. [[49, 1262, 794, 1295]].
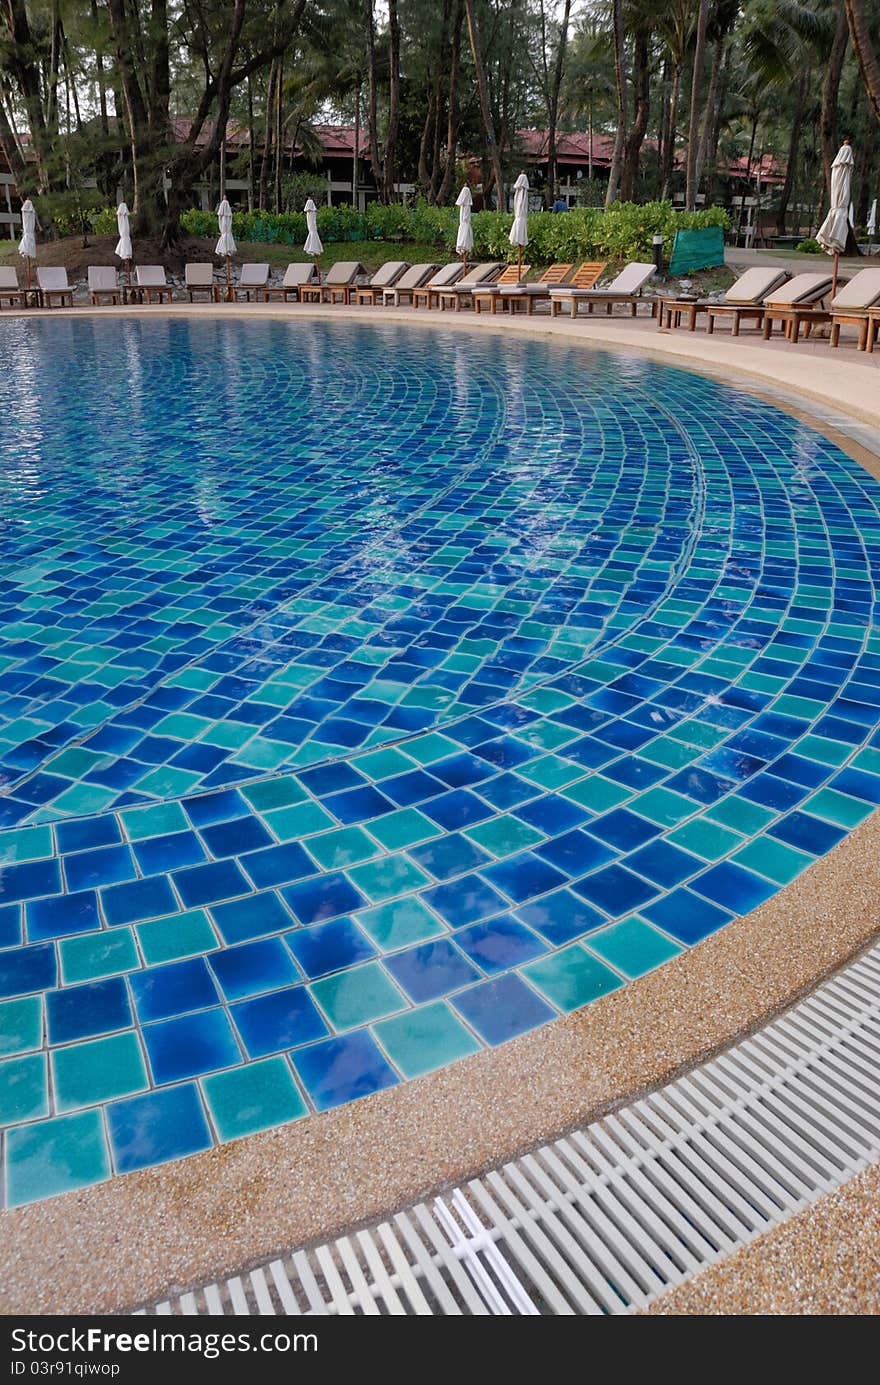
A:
[[226, 255, 232, 302], [832, 250, 839, 299], [517, 245, 522, 281], [25, 257, 31, 304]]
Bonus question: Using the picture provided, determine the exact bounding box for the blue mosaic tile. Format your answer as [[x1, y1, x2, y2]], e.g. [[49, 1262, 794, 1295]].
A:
[[3, 317, 880, 1208], [292, 1031, 399, 1111], [142, 1008, 240, 1084], [107, 1082, 213, 1173]]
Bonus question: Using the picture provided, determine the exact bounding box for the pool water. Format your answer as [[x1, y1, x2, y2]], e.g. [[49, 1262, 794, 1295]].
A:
[[1, 317, 879, 1209]]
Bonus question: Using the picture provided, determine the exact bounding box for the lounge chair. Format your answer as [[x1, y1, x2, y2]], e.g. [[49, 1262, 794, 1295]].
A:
[[470, 264, 532, 315], [549, 262, 656, 318], [36, 267, 74, 308], [135, 266, 173, 304], [184, 264, 215, 301], [381, 263, 439, 307], [866, 307, 880, 354], [262, 263, 317, 302], [437, 262, 504, 310], [88, 266, 121, 306], [703, 266, 792, 335], [829, 269, 880, 349], [353, 261, 411, 305], [0, 266, 28, 309], [300, 261, 367, 305], [760, 272, 836, 343], [411, 262, 465, 308], [492, 262, 581, 316], [229, 263, 269, 302]]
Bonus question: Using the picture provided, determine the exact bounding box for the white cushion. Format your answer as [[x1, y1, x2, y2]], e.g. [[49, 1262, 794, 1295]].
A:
[[724, 267, 789, 304], [830, 269, 880, 310], [764, 273, 832, 305], [88, 267, 118, 292], [37, 267, 69, 290], [136, 266, 167, 287]]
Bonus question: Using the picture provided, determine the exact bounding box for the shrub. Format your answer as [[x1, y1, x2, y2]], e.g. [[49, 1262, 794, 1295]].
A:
[[796, 238, 822, 254], [177, 198, 730, 263]]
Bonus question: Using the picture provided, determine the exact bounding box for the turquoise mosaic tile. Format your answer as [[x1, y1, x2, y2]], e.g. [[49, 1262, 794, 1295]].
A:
[[1, 317, 880, 1208]]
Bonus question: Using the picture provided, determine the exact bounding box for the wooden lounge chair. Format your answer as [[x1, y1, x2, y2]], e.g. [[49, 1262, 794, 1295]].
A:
[[0, 266, 28, 309], [549, 262, 656, 318], [88, 266, 121, 306], [225, 263, 269, 302], [829, 269, 880, 349], [470, 264, 532, 314], [866, 307, 880, 354], [262, 263, 317, 302], [381, 263, 438, 306], [353, 261, 411, 305], [135, 266, 173, 303], [493, 262, 580, 315], [760, 272, 836, 343], [703, 266, 791, 335], [36, 267, 74, 308], [411, 262, 465, 308], [437, 261, 507, 308], [184, 264, 215, 301], [300, 261, 367, 304]]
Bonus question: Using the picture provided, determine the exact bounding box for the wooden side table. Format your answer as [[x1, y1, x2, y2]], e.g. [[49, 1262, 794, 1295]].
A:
[[656, 296, 708, 330], [762, 306, 830, 343]]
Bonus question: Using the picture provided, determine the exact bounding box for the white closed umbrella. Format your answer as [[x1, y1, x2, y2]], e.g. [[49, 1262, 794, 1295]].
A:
[[215, 197, 236, 301], [455, 185, 473, 274], [509, 172, 529, 281], [303, 198, 324, 285], [816, 141, 855, 297], [115, 201, 132, 298], [868, 199, 877, 238], [18, 198, 36, 297]]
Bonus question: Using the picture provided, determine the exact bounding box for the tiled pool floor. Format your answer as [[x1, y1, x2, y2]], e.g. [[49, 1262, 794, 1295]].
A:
[[1, 317, 879, 1209]]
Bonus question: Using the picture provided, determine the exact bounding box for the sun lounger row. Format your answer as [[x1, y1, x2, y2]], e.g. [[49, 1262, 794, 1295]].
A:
[[656, 264, 880, 349]]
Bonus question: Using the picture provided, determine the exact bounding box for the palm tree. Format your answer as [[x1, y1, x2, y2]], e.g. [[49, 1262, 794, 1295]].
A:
[[845, 0, 880, 122]]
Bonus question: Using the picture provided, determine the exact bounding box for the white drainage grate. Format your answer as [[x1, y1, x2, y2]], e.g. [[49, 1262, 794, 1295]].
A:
[[136, 942, 880, 1316]]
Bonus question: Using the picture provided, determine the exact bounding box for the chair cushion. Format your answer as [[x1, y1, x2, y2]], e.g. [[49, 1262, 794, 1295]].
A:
[[764, 273, 833, 305], [37, 267, 69, 290], [136, 266, 167, 287], [185, 264, 214, 287], [830, 269, 880, 311], [724, 267, 789, 304]]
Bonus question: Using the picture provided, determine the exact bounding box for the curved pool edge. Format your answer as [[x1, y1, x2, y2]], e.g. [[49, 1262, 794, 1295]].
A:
[[2, 303, 879, 1312], [1, 801, 878, 1315]]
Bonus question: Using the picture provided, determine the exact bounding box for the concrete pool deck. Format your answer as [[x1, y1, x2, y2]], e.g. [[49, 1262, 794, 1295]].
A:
[[1, 300, 879, 1314]]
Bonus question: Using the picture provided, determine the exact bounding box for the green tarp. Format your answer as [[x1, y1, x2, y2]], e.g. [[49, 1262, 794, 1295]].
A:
[[668, 226, 725, 275]]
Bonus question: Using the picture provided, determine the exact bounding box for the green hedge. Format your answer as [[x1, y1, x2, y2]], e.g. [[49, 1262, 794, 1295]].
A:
[[175, 199, 729, 264]]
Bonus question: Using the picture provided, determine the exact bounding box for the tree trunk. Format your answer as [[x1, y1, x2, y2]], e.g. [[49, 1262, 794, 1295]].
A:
[[685, 0, 709, 210], [247, 76, 255, 211], [738, 111, 758, 237], [821, 5, 850, 197], [437, 0, 464, 205], [417, 96, 435, 195], [383, 0, 401, 202], [695, 36, 722, 193], [845, 0, 880, 123], [4, 0, 52, 187], [273, 60, 283, 212], [661, 62, 681, 200], [352, 83, 360, 208], [0, 84, 28, 189], [463, 0, 504, 208], [777, 71, 807, 235], [544, 0, 572, 208], [605, 0, 627, 206], [365, 0, 383, 191], [621, 29, 649, 200], [258, 63, 276, 209]]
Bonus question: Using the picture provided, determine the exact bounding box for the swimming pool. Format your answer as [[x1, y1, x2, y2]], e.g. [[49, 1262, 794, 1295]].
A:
[[1, 316, 879, 1209]]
